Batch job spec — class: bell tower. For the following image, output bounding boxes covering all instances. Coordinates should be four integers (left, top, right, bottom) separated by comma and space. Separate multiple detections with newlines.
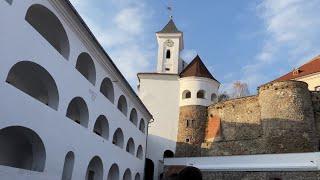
156, 19, 184, 74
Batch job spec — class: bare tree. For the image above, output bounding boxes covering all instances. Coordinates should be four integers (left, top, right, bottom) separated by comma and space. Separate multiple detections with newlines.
218, 92, 229, 102
231, 81, 250, 98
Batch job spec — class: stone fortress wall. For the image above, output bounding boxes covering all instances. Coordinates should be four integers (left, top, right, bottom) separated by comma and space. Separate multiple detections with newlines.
176, 80, 320, 157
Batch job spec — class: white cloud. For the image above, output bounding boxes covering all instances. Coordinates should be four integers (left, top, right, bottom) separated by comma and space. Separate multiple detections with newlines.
69, 0, 154, 87
240, 0, 320, 90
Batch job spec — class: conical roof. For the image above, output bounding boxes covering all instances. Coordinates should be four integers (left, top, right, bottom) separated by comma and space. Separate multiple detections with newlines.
180, 55, 219, 82
157, 19, 182, 34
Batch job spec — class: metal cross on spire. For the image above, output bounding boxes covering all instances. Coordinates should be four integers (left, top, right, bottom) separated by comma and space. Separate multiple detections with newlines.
166, 0, 173, 19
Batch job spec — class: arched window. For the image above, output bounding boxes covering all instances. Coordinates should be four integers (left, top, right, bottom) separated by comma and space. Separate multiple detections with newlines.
76, 53, 96, 85
25, 4, 70, 59
5, 0, 13, 5
126, 138, 135, 155
100, 78, 114, 103
163, 150, 174, 158
145, 159, 154, 180
117, 95, 128, 116
129, 108, 138, 126
93, 115, 109, 140
61, 151, 75, 180
112, 128, 124, 148
139, 119, 146, 133
66, 97, 89, 128
134, 173, 141, 180
85, 156, 103, 180
211, 93, 217, 102
197, 90, 205, 99
136, 145, 143, 159
0, 126, 46, 172
6, 61, 59, 110
123, 169, 132, 180
166, 50, 171, 59
182, 90, 191, 99
107, 164, 119, 180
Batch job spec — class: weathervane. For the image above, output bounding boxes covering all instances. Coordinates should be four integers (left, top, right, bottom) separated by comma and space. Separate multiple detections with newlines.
166, 0, 173, 19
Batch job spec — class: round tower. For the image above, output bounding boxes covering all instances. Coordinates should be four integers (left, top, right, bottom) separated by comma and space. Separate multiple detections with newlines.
258, 80, 318, 153
175, 55, 220, 157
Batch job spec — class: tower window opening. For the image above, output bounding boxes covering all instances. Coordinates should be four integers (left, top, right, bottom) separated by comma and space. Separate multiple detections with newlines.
166, 50, 171, 59
165, 68, 170, 71
197, 90, 205, 99
186, 120, 189, 128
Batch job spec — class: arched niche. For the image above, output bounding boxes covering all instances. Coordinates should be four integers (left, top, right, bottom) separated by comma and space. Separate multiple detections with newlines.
163, 150, 174, 158
66, 97, 89, 128
6, 61, 59, 110
139, 119, 146, 134
25, 4, 70, 59
76, 52, 96, 85
61, 151, 75, 180
129, 108, 138, 126
123, 168, 132, 180
93, 115, 109, 140
126, 138, 135, 155
134, 173, 141, 180
85, 156, 103, 180
117, 95, 128, 116
100, 78, 114, 103
136, 145, 143, 160
182, 90, 191, 99
107, 163, 119, 180
112, 128, 124, 148
0, 126, 46, 172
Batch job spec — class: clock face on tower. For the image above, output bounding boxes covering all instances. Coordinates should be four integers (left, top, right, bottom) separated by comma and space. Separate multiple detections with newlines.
165, 39, 174, 47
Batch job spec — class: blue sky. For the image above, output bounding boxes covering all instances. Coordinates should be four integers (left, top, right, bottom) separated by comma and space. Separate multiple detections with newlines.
70, 0, 320, 94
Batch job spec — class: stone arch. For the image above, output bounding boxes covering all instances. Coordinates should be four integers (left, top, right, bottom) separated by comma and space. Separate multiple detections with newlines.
6, 61, 59, 110
182, 90, 191, 99
197, 90, 205, 99
117, 95, 128, 116
211, 93, 217, 102
66, 97, 89, 128
0, 126, 46, 172
93, 115, 109, 140
129, 108, 138, 126
112, 128, 124, 148
139, 119, 146, 133
25, 4, 70, 59
145, 159, 154, 180
178, 166, 202, 180
126, 138, 135, 155
100, 78, 114, 103
134, 173, 140, 180
107, 163, 119, 180
76, 52, 96, 85
136, 145, 143, 159
85, 156, 103, 180
163, 150, 174, 158
123, 168, 132, 180
61, 151, 75, 180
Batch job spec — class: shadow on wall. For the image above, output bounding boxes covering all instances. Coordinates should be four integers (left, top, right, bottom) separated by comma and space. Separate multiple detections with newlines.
176, 118, 318, 157
163, 166, 202, 180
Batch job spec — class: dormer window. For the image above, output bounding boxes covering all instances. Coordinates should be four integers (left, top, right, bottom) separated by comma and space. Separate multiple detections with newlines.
293, 68, 300, 76
166, 50, 171, 59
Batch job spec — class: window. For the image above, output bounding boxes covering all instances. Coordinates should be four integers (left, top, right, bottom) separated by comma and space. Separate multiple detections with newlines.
139, 119, 146, 133
165, 68, 170, 71
182, 90, 191, 99
112, 128, 124, 148
315, 86, 320, 91
100, 78, 114, 103
6, 61, 59, 110
93, 115, 109, 140
186, 120, 190, 128
85, 156, 103, 180
163, 150, 174, 158
117, 95, 128, 116
107, 164, 119, 180
0, 126, 46, 172
129, 109, 138, 126
25, 4, 70, 59
166, 50, 171, 59
186, 138, 190, 143
61, 151, 75, 180
135, 173, 141, 180
123, 169, 132, 180
66, 97, 89, 128
136, 145, 144, 159
211, 93, 217, 102
197, 90, 205, 99
76, 52, 96, 85
126, 138, 135, 155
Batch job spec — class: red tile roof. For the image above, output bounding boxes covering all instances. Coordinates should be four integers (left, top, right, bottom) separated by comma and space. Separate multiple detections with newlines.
275, 55, 320, 81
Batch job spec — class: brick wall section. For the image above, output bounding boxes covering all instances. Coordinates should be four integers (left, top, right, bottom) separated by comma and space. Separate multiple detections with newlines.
176, 105, 207, 157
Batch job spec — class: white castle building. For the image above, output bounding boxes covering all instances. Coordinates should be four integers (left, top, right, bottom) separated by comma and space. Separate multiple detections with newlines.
138, 19, 220, 180
0, 0, 152, 180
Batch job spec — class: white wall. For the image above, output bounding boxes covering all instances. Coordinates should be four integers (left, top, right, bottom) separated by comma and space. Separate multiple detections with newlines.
0, 0, 148, 179
138, 74, 180, 180
179, 77, 219, 107
295, 72, 320, 91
